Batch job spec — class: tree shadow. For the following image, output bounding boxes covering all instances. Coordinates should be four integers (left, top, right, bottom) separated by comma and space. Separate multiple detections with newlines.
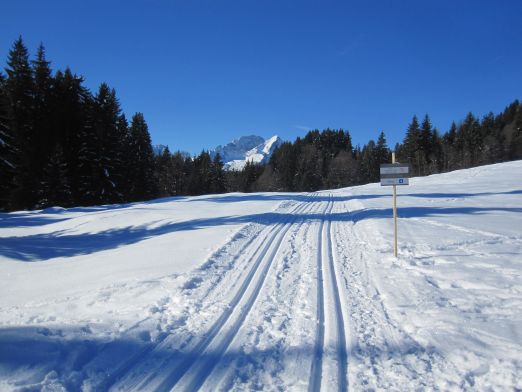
0, 325, 442, 391
402, 189, 522, 199
1, 206, 521, 262
0, 215, 70, 228
183, 193, 384, 204
2, 188, 520, 230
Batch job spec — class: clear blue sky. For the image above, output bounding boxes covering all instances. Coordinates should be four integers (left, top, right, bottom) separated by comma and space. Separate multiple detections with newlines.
1, 0, 521, 154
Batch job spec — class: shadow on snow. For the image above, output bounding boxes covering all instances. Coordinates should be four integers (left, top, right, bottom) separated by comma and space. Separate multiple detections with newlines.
0, 325, 439, 391
1, 203, 521, 262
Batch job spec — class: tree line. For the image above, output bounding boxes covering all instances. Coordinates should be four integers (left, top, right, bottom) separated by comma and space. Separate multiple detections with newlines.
232, 100, 522, 193
1, 38, 521, 211
0, 38, 160, 210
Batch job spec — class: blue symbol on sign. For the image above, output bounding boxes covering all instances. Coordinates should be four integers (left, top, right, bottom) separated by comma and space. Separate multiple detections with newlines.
399, 179, 404, 184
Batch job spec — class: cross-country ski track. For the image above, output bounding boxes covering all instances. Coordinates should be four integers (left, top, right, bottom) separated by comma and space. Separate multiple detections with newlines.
1, 161, 522, 391
106, 193, 352, 391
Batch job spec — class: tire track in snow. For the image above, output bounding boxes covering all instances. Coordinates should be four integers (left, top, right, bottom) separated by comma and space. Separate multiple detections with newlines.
155, 196, 318, 391
309, 194, 348, 392
97, 196, 313, 391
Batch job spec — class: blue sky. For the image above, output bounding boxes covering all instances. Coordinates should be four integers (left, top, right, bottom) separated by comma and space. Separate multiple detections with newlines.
1, 0, 521, 154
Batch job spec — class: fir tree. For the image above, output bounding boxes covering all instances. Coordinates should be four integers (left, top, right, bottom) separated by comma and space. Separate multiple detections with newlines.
295, 144, 323, 191
4, 37, 37, 209
53, 68, 91, 202
402, 115, 422, 176
171, 151, 188, 195
31, 44, 53, 173
128, 112, 156, 200
93, 84, 126, 203
360, 140, 377, 183
0, 73, 15, 209
326, 150, 358, 188
375, 131, 391, 166
38, 144, 71, 207
155, 147, 175, 197
210, 153, 226, 193
442, 122, 458, 171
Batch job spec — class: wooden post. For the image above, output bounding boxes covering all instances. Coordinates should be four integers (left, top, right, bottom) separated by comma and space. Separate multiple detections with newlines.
392, 152, 398, 257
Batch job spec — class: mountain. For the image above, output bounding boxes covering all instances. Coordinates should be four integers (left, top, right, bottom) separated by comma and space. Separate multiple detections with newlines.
211, 135, 282, 170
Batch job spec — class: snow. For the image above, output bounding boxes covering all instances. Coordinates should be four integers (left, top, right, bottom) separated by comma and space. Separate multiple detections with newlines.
1, 161, 521, 390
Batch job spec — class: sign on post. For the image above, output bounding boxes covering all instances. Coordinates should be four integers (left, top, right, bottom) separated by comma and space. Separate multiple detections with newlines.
380, 163, 410, 186
380, 156, 410, 257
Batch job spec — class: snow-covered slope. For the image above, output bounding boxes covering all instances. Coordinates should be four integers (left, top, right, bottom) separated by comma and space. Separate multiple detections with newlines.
1, 161, 522, 390
211, 135, 282, 170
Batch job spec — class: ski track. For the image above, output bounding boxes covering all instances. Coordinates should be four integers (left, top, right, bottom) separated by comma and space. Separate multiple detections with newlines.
199, 195, 326, 391
169, 196, 319, 391
308, 195, 348, 392
103, 194, 316, 391
202, 194, 335, 391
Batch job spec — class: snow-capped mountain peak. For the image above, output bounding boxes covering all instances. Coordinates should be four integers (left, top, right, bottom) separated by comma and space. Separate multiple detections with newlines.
211, 135, 282, 171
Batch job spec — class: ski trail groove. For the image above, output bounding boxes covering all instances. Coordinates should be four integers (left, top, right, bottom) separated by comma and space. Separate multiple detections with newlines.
309, 194, 348, 392
201, 194, 328, 391
308, 197, 327, 392
101, 197, 313, 391
158, 196, 316, 392
325, 195, 348, 392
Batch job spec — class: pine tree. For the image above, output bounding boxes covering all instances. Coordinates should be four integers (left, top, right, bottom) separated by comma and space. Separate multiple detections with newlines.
419, 114, 434, 175
480, 112, 504, 164
442, 122, 458, 171
76, 96, 100, 205
38, 145, 71, 207
375, 131, 391, 166
460, 112, 482, 167
0, 73, 15, 209
509, 102, 522, 159
189, 151, 212, 195
93, 84, 126, 203
210, 153, 226, 193
53, 68, 91, 203
360, 140, 377, 183
171, 151, 188, 195
115, 114, 133, 197
31, 44, 54, 174
326, 150, 358, 188
295, 144, 323, 191
181, 155, 194, 195
155, 147, 175, 197
128, 112, 156, 200
402, 115, 422, 176
268, 141, 298, 191
4, 37, 37, 209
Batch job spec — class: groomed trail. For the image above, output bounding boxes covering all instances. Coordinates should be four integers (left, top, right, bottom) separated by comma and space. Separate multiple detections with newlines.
81, 192, 465, 391
98, 193, 353, 391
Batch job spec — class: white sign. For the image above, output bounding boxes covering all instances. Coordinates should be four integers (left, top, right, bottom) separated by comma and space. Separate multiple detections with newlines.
380, 165, 409, 175
380, 163, 410, 187
380, 177, 409, 186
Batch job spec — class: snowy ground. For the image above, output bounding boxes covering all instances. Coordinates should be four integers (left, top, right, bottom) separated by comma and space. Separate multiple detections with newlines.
1, 161, 521, 391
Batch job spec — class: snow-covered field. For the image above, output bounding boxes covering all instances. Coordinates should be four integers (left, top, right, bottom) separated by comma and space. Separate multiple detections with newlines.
1, 161, 521, 391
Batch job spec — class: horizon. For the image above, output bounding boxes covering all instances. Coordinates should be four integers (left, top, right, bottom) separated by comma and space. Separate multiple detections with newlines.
1, 0, 521, 154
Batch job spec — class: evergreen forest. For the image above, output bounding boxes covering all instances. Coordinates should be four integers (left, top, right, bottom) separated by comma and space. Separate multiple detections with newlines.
1, 38, 521, 211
